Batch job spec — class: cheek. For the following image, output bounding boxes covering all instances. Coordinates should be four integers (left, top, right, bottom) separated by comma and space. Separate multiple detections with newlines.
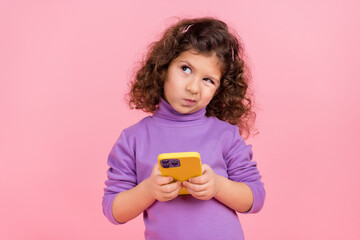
163, 79, 177, 100
163, 82, 170, 99
204, 88, 217, 100
165, 76, 181, 91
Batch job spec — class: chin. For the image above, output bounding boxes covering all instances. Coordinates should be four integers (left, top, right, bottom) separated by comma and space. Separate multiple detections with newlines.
175, 108, 192, 114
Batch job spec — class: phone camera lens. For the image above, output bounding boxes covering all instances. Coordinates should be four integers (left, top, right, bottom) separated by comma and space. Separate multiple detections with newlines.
161, 159, 170, 168
171, 159, 180, 167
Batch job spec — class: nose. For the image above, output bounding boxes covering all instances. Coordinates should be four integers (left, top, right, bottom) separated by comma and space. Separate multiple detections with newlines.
186, 77, 200, 94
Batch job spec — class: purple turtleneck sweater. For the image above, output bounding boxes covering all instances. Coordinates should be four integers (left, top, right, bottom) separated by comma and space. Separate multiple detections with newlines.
103, 98, 265, 240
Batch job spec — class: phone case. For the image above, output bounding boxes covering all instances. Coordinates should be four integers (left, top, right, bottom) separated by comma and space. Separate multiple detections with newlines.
158, 152, 202, 195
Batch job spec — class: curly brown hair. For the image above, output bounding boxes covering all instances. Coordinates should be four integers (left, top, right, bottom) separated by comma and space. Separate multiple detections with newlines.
128, 17, 256, 137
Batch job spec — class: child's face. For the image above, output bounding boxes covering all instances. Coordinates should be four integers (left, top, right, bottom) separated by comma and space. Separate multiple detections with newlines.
164, 49, 222, 114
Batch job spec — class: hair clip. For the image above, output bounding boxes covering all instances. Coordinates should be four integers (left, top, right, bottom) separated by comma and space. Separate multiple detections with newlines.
182, 24, 193, 33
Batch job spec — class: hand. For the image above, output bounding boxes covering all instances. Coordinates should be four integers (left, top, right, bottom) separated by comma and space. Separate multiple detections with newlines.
182, 164, 220, 200
144, 163, 182, 202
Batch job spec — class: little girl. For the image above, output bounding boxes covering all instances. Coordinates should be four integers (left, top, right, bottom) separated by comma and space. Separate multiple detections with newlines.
103, 17, 265, 240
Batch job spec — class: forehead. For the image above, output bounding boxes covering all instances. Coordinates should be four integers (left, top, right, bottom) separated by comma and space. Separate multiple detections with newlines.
173, 50, 222, 77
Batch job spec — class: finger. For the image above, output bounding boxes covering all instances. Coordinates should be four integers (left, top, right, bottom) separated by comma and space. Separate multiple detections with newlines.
188, 175, 208, 185
183, 180, 207, 193
161, 181, 182, 193
167, 182, 183, 199
184, 185, 208, 199
152, 163, 161, 175
202, 164, 212, 174
160, 184, 182, 201
154, 175, 173, 185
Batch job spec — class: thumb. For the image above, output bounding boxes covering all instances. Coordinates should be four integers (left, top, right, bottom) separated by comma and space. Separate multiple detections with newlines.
202, 164, 210, 174
153, 163, 161, 175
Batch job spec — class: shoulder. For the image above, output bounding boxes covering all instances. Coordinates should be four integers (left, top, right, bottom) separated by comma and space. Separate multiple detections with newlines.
122, 115, 152, 136
111, 116, 152, 151
207, 116, 248, 152
207, 116, 239, 135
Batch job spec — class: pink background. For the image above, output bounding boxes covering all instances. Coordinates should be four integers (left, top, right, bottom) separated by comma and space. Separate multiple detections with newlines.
1, 0, 359, 239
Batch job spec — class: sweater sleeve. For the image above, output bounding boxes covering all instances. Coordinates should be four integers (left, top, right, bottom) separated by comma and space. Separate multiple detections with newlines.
224, 126, 265, 214
102, 130, 137, 224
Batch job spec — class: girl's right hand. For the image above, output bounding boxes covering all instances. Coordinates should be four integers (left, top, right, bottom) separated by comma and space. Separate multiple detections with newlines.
144, 163, 182, 202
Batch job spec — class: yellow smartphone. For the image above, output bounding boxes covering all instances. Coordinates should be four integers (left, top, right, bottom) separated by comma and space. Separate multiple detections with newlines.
158, 152, 202, 195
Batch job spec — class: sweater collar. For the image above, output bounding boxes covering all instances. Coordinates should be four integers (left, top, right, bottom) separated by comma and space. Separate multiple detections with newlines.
153, 98, 207, 124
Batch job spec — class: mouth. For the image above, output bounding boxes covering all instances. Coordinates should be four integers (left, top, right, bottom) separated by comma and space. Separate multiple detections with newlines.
184, 99, 197, 106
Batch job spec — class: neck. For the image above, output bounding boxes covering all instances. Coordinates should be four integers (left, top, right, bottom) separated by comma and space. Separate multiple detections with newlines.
152, 98, 207, 125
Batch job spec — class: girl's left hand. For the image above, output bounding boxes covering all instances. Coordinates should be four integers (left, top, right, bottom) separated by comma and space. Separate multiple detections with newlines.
182, 164, 219, 200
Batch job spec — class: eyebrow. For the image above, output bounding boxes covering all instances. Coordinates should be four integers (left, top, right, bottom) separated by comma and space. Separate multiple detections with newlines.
178, 60, 220, 84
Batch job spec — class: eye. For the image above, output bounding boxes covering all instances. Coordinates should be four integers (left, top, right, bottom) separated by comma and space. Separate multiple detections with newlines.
203, 78, 215, 85
181, 65, 191, 74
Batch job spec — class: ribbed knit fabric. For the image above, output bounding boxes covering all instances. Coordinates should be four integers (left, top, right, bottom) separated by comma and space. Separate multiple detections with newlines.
103, 98, 265, 240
